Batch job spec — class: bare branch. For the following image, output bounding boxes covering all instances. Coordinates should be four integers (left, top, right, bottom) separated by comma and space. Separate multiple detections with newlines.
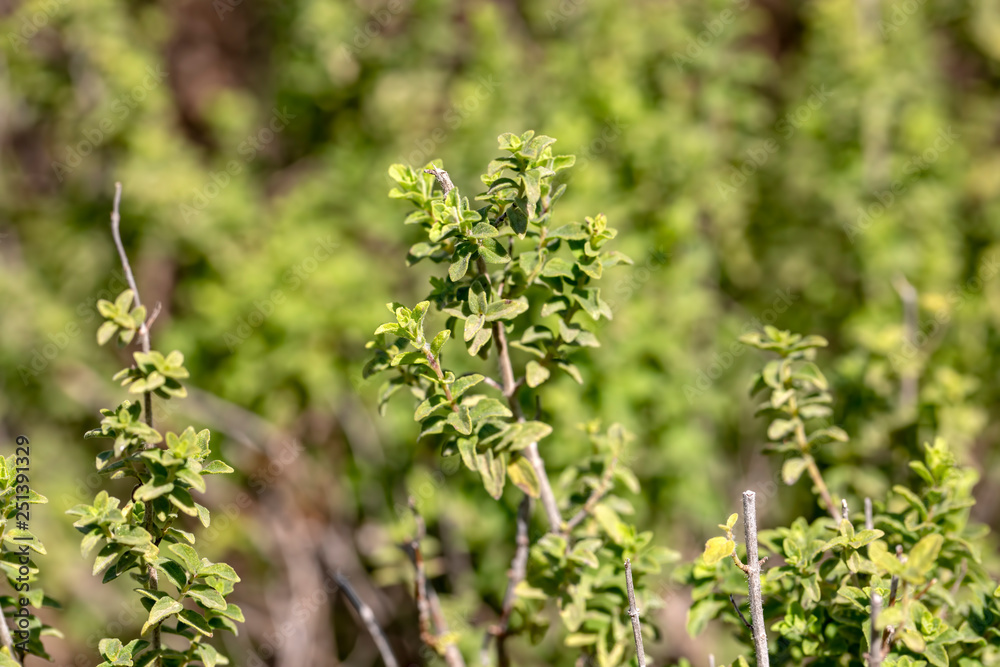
865, 592, 883, 667
742, 491, 770, 667
864, 497, 873, 530
335, 573, 399, 667
624, 559, 646, 667
730, 594, 752, 630
563, 457, 617, 534
407, 502, 466, 667
842, 498, 850, 521
483, 497, 531, 667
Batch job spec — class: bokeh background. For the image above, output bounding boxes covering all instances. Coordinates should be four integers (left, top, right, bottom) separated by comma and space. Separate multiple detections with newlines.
2, 0, 1000, 664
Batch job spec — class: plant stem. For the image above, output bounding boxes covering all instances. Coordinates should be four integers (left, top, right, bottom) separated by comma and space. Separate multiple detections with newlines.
625, 559, 646, 667
742, 491, 769, 667
485, 496, 531, 667
109, 182, 161, 665
867, 592, 883, 667
335, 573, 399, 667
476, 254, 562, 532
562, 456, 617, 534
789, 395, 839, 521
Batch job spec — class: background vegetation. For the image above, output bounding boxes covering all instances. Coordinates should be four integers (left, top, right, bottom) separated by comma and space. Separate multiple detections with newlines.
1, 0, 999, 664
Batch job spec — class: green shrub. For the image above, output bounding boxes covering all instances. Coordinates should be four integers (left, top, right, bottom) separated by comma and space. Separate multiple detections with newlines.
365, 132, 675, 666
67, 188, 244, 667
684, 327, 1000, 666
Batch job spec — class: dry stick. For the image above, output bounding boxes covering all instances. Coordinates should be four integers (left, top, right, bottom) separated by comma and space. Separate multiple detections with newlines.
485, 497, 531, 667
866, 593, 883, 667
335, 573, 399, 667
409, 503, 466, 667
624, 559, 646, 667
730, 594, 752, 630
842, 499, 850, 521
109, 182, 161, 665
893, 275, 919, 414
864, 497, 874, 530
742, 491, 770, 667
412, 507, 435, 647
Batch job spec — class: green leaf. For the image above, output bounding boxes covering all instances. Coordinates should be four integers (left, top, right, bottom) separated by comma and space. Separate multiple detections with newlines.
469, 222, 498, 238
468, 327, 492, 355
525, 361, 550, 388
186, 584, 228, 610
449, 253, 470, 281
97, 321, 119, 346
447, 406, 473, 435
464, 313, 485, 341
703, 536, 735, 565
169, 543, 202, 574
430, 330, 451, 356
478, 237, 510, 263
202, 460, 234, 475
142, 596, 183, 635
374, 322, 401, 336
522, 169, 542, 217
507, 456, 540, 498
541, 257, 575, 279
781, 457, 808, 485
178, 609, 214, 636
477, 450, 506, 499
450, 374, 484, 399
904, 534, 944, 583
484, 299, 529, 322
469, 398, 513, 420
134, 480, 174, 502
767, 419, 797, 440
549, 223, 588, 240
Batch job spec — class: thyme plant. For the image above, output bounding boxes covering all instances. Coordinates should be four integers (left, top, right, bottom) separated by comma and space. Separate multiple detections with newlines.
365, 132, 674, 666
685, 327, 1000, 666
68, 186, 243, 667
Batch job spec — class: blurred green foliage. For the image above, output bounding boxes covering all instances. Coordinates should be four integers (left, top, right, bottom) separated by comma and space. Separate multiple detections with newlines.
2, 0, 1000, 664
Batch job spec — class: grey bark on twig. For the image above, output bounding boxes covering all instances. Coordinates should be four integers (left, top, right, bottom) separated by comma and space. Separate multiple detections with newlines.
625, 559, 646, 667
742, 491, 769, 667
866, 592, 883, 667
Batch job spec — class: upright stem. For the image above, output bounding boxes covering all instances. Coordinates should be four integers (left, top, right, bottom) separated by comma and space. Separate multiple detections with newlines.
335, 573, 399, 667
109, 183, 160, 664
789, 394, 839, 521
625, 559, 646, 667
742, 491, 769, 667
867, 593, 883, 667
476, 254, 561, 532
490, 497, 531, 667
